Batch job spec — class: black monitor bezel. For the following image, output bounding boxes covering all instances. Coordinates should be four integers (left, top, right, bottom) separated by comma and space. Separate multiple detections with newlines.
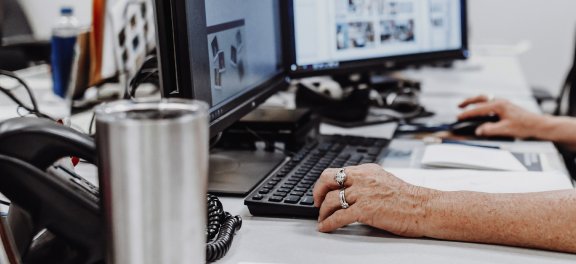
153, 0, 289, 137
0, 0, 4, 46
283, 0, 469, 78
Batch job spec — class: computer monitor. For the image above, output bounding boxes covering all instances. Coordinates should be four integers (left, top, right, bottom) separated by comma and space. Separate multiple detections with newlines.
154, 0, 287, 137
285, 0, 468, 77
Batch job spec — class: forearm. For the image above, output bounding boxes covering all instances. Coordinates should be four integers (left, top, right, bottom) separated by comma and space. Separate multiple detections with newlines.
534, 116, 576, 150
423, 189, 576, 253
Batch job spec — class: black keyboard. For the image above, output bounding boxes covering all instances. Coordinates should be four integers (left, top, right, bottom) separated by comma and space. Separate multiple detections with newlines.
244, 135, 390, 218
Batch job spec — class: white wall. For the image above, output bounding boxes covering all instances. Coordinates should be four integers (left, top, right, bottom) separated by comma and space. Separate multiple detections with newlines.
469, 0, 576, 94
19, 0, 92, 39
18, 0, 576, 95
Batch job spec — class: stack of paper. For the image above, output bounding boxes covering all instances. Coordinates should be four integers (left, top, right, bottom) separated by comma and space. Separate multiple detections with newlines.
421, 144, 527, 171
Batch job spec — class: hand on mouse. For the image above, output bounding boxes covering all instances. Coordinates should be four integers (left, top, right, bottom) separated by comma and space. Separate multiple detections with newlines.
457, 95, 546, 139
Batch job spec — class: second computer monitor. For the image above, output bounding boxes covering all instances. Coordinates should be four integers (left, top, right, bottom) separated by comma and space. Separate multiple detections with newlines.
285, 0, 468, 76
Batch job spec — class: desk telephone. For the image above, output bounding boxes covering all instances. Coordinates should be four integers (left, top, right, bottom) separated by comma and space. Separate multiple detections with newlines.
0, 118, 241, 264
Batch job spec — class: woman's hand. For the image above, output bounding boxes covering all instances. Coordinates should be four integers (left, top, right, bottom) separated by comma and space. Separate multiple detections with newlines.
458, 95, 546, 138
312, 164, 437, 237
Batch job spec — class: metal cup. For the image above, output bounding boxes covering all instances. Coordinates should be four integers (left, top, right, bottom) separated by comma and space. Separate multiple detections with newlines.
95, 99, 209, 264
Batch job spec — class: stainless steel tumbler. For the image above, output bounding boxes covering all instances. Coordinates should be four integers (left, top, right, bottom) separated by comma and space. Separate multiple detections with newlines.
95, 99, 209, 264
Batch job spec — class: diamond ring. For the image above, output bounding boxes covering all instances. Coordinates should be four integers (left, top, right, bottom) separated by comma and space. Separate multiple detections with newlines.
334, 168, 347, 187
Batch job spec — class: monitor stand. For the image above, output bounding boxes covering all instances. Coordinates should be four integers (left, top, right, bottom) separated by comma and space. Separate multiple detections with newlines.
208, 148, 286, 196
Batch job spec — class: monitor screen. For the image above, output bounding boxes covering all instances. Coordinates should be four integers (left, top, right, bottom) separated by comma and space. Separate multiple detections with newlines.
155, 0, 286, 136
286, 0, 468, 76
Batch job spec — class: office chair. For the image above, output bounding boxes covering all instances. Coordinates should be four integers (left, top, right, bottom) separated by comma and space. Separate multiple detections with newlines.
0, 0, 51, 71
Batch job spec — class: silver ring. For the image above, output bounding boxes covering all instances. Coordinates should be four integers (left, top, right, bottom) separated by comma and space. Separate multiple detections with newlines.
334, 168, 347, 187
486, 94, 496, 102
339, 188, 350, 209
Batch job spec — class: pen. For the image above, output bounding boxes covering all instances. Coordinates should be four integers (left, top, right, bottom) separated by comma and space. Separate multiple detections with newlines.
441, 139, 501, 149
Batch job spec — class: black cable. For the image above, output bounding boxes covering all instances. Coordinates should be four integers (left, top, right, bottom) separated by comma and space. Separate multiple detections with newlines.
206, 194, 242, 262
244, 127, 296, 156
0, 69, 39, 110
126, 55, 159, 99
0, 70, 55, 120
0, 200, 10, 206
88, 112, 96, 136
129, 69, 159, 98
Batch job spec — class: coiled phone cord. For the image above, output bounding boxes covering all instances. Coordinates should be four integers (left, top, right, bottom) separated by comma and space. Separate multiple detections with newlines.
206, 194, 242, 262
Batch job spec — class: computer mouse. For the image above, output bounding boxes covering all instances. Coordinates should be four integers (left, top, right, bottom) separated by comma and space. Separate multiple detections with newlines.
450, 115, 500, 136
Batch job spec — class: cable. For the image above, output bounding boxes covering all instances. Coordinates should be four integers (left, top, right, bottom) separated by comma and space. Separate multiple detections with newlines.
88, 112, 96, 137
0, 70, 55, 120
244, 127, 296, 156
126, 55, 160, 99
206, 194, 242, 262
0, 200, 10, 206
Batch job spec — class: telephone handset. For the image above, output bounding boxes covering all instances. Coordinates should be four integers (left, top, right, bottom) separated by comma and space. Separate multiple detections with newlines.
0, 117, 241, 264
0, 118, 103, 264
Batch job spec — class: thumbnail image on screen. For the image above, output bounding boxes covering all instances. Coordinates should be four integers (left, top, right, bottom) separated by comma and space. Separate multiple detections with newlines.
204, 0, 282, 107
292, 0, 464, 71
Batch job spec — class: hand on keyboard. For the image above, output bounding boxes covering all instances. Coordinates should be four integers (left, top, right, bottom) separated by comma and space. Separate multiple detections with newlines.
244, 135, 390, 218
313, 164, 436, 237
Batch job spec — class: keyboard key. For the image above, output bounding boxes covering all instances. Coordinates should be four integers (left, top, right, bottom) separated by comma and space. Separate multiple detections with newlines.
301, 180, 314, 185
294, 187, 307, 192
279, 187, 292, 193
310, 169, 323, 174
274, 191, 288, 198
286, 179, 299, 184
296, 184, 310, 190
259, 188, 270, 194
253, 194, 264, 200
284, 196, 301, 204
303, 176, 318, 181
300, 196, 314, 205
291, 191, 304, 196
268, 196, 283, 202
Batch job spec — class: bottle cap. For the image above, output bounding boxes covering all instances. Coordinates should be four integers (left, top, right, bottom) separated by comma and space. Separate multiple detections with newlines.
60, 7, 73, 15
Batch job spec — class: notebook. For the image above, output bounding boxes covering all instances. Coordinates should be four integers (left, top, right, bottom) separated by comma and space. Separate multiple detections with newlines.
421, 144, 530, 171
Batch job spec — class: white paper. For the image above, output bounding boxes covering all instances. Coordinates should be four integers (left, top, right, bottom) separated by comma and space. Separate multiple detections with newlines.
387, 168, 574, 193
421, 144, 527, 171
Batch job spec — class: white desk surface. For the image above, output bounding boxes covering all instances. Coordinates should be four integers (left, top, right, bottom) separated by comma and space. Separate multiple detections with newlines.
3, 56, 576, 262
401, 56, 534, 98
215, 55, 576, 264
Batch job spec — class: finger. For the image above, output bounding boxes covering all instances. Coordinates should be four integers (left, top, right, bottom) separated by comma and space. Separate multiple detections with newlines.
313, 168, 340, 207
313, 168, 355, 207
457, 102, 500, 121
318, 187, 359, 222
318, 206, 359, 233
458, 95, 490, 108
476, 122, 510, 137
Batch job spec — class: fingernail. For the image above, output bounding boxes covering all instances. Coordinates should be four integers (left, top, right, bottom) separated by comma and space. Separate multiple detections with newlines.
475, 128, 482, 136
317, 222, 323, 231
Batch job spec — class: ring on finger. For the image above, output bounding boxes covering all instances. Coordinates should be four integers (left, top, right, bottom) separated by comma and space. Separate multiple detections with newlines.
334, 168, 347, 187
486, 94, 496, 102
339, 188, 350, 209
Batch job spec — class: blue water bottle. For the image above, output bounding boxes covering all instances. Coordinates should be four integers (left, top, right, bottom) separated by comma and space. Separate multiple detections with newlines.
51, 7, 79, 98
